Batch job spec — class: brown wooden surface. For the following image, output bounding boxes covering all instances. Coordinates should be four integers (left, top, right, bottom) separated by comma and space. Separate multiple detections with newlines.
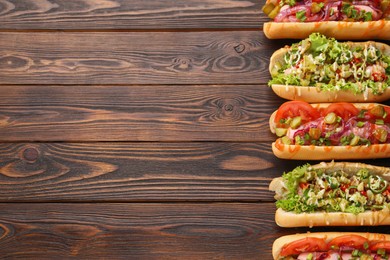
0, 32, 285, 85
1, 0, 390, 259
0, 142, 279, 202
0, 0, 266, 30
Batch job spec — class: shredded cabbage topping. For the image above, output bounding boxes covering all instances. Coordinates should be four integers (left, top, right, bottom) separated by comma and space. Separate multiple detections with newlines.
276, 164, 390, 214
269, 33, 390, 96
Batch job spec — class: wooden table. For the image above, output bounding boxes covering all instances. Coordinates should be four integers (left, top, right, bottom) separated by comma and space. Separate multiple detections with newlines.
1, 0, 390, 259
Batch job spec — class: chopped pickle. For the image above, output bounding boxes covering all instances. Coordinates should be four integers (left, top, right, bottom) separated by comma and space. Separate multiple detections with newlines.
350, 135, 360, 146
352, 250, 362, 257
311, 2, 323, 13
268, 5, 281, 19
376, 119, 385, 125
357, 121, 366, 128
275, 127, 288, 137
309, 127, 321, 140
374, 128, 388, 143
377, 248, 387, 256
300, 79, 310, 86
324, 112, 337, 124
281, 136, 291, 145
295, 135, 305, 145
370, 105, 385, 118
290, 116, 302, 129
284, 118, 292, 125
262, 3, 275, 15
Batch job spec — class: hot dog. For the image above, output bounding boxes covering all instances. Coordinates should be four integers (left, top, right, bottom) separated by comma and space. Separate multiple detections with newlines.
269, 161, 390, 227
270, 101, 390, 160
273, 232, 390, 259
269, 33, 390, 103
262, 0, 390, 39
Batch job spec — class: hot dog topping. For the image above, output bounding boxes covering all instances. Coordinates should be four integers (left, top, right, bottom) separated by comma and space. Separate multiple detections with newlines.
269, 33, 390, 98
279, 234, 390, 259
275, 163, 390, 214
263, 0, 389, 22
273, 101, 390, 146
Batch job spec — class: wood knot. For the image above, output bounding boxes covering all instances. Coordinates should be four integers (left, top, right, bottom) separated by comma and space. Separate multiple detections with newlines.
224, 104, 234, 111
0, 223, 11, 240
172, 57, 193, 71
234, 44, 245, 53
0, 55, 31, 71
22, 148, 39, 163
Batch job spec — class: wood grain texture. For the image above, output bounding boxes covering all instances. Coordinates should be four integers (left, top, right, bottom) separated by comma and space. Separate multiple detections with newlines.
0, 85, 282, 142
0, 203, 275, 259
0, 0, 267, 30
0, 31, 287, 85
0, 142, 279, 202
0, 203, 388, 259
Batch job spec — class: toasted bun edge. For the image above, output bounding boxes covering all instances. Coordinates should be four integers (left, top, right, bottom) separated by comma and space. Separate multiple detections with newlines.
272, 231, 390, 259
263, 21, 390, 40
275, 208, 390, 228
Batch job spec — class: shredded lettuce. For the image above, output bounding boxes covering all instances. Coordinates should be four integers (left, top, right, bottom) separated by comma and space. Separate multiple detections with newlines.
308, 32, 329, 54
269, 33, 390, 96
268, 74, 301, 86
283, 164, 309, 192
345, 205, 365, 214
274, 163, 390, 215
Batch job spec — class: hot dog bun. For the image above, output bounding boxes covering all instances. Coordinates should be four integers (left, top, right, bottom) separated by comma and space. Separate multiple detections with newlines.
272, 232, 390, 260
264, 20, 390, 40
271, 85, 390, 103
270, 103, 390, 160
270, 161, 390, 227
269, 41, 390, 103
272, 141, 390, 160
274, 207, 390, 227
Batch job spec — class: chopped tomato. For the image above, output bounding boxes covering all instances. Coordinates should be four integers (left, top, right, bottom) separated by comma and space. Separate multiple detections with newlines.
299, 182, 309, 189
370, 241, 390, 252
280, 237, 327, 256
384, 107, 390, 123
372, 71, 387, 82
321, 103, 359, 121
274, 101, 320, 126
327, 235, 369, 250
340, 184, 349, 191
351, 57, 362, 64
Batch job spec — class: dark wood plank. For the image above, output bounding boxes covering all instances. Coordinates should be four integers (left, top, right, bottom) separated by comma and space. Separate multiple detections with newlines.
0, 85, 282, 142
0, 31, 286, 85
0, 142, 276, 202
0, 0, 267, 30
0, 203, 388, 259
0, 203, 275, 259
